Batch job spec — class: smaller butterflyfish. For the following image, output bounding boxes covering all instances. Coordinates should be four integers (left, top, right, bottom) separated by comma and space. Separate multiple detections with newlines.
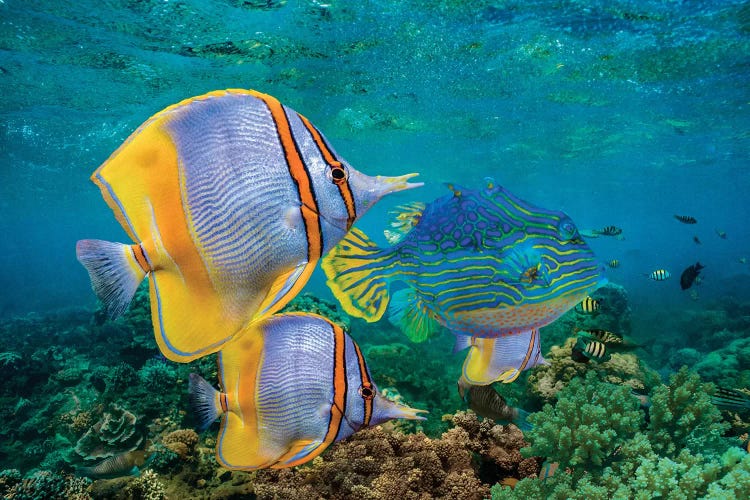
457, 379, 532, 431
711, 387, 750, 413
575, 296, 601, 314
189, 312, 426, 470
674, 214, 697, 224
647, 269, 670, 281
607, 259, 620, 269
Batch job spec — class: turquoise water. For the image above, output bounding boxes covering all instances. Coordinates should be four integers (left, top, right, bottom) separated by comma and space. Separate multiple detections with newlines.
1, 1, 749, 498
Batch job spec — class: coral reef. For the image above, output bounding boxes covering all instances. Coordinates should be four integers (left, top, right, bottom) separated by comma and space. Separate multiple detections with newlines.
75, 404, 142, 461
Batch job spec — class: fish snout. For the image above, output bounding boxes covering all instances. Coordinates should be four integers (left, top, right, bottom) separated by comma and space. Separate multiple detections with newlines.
350, 171, 423, 209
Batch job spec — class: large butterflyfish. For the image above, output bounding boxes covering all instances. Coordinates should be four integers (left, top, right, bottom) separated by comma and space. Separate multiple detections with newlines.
76, 89, 421, 363
188, 312, 426, 469
322, 178, 607, 385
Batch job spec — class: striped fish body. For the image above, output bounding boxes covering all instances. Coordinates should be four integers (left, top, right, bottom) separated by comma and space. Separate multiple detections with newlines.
674, 214, 697, 224
574, 338, 611, 362
464, 384, 518, 423
76, 90, 421, 363
607, 259, 619, 269
189, 313, 425, 470
578, 329, 622, 344
575, 296, 600, 314
323, 180, 607, 384
648, 269, 671, 281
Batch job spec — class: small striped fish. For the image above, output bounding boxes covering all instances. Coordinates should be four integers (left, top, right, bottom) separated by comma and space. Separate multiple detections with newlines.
607, 259, 619, 268
573, 338, 611, 362
77, 89, 421, 363
577, 329, 622, 344
575, 296, 601, 314
711, 387, 750, 412
323, 178, 607, 385
189, 313, 425, 470
648, 269, 671, 281
596, 225, 623, 236
674, 214, 697, 224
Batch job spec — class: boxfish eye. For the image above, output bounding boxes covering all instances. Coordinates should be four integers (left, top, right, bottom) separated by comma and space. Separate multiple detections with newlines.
359, 384, 375, 400
328, 164, 349, 185
558, 219, 578, 241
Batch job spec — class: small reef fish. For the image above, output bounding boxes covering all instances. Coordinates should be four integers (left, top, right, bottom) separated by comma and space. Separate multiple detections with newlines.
457, 380, 531, 430
607, 259, 620, 269
711, 387, 750, 412
76, 450, 152, 479
76, 89, 421, 363
323, 178, 607, 386
716, 229, 727, 239
674, 214, 697, 224
594, 225, 623, 237
647, 269, 671, 281
693, 236, 701, 245
575, 296, 601, 315
571, 329, 641, 363
680, 262, 704, 290
740, 257, 748, 264
189, 312, 426, 470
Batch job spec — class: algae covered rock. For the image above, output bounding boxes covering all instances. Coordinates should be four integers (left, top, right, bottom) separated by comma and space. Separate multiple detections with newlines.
75, 404, 142, 461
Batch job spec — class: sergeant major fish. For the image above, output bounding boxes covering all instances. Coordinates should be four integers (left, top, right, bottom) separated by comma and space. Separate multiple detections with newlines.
189, 312, 425, 470
322, 178, 607, 386
76, 89, 421, 363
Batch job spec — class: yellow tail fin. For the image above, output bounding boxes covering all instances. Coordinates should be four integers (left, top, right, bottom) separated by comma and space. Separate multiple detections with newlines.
321, 228, 396, 322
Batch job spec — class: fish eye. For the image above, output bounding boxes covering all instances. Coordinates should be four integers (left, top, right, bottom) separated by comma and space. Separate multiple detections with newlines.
328, 164, 348, 185
558, 218, 578, 241
359, 384, 375, 400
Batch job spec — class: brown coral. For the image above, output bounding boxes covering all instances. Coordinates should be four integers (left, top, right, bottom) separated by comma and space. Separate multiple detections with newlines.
162, 429, 199, 460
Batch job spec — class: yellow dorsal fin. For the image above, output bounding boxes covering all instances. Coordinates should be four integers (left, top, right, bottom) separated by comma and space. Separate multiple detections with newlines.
384, 202, 425, 244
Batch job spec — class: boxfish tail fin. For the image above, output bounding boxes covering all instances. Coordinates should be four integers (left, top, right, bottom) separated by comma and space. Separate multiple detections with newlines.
188, 373, 225, 431
75, 239, 149, 319
388, 288, 442, 343
321, 227, 398, 322
513, 408, 533, 432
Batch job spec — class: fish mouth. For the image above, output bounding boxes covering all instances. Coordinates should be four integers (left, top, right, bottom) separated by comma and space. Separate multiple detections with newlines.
370, 172, 423, 197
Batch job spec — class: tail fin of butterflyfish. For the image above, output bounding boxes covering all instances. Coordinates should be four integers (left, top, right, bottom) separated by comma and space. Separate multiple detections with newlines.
460, 329, 543, 385
321, 227, 398, 322
188, 373, 225, 431
388, 288, 442, 343
76, 239, 149, 319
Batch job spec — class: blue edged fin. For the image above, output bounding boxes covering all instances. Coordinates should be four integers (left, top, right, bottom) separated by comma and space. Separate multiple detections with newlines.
188, 373, 224, 431
461, 329, 543, 385
388, 288, 442, 343
75, 239, 148, 318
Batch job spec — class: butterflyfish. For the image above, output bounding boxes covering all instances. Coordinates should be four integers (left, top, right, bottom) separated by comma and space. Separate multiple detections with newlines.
188, 312, 426, 470
76, 89, 421, 363
322, 178, 607, 386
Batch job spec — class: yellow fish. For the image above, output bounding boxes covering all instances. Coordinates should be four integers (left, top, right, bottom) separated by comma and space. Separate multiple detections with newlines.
189, 312, 426, 469
76, 89, 421, 362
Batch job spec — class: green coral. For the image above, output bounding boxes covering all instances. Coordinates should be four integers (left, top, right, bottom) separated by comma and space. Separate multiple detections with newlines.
521, 371, 642, 468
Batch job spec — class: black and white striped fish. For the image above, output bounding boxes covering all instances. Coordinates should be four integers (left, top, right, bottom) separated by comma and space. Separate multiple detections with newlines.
674, 214, 697, 224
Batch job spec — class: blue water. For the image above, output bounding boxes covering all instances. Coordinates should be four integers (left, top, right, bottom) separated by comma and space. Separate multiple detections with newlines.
0, 0, 749, 492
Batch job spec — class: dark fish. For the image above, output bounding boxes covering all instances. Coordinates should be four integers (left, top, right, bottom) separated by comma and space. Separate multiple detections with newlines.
572, 330, 641, 363
572, 338, 611, 362
693, 236, 701, 245
711, 387, 750, 412
76, 450, 149, 479
680, 262, 704, 290
457, 381, 531, 430
595, 225, 623, 236
674, 214, 697, 224
607, 259, 620, 269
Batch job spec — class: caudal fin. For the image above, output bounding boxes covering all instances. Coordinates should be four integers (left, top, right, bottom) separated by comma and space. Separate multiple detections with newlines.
321, 228, 397, 322
388, 288, 442, 343
188, 373, 224, 430
75, 239, 148, 318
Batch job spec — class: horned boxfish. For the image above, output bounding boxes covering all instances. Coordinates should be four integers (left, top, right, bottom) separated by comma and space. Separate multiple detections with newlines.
322, 178, 607, 386
76, 89, 421, 363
